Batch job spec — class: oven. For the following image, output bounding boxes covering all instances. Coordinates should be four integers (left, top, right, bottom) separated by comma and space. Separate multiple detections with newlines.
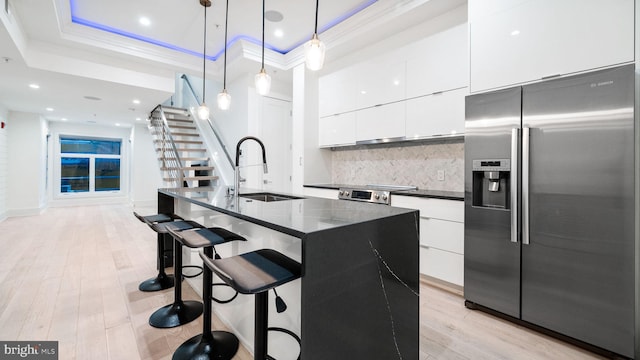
337, 185, 417, 205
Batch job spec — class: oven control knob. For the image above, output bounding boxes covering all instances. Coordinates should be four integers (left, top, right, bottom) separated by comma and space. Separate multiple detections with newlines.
345, 191, 350, 196
375, 194, 380, 199
383, 195, 388, 201
339, 191, 343, 196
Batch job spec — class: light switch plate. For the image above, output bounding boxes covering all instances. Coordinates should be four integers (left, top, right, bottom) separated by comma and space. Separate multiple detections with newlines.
437, 170, 445, 181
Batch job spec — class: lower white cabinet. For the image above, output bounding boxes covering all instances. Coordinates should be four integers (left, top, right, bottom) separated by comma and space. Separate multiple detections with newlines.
302, 187, 337, 200
392, 195, 464, 287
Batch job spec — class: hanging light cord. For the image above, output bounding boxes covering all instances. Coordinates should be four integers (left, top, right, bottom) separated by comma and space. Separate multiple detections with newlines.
261, 0, 265, 70
202, 4, 207, 103
223, 0, 229, 89
314, 0, 319, 34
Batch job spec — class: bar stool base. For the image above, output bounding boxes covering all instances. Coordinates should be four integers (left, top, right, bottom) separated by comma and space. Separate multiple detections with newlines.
172, 331, 239, 360
149, 301, 203, 328
138, 274, 175, 292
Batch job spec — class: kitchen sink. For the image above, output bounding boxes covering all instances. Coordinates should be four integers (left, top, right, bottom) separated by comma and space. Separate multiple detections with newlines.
239, 192, 304, 202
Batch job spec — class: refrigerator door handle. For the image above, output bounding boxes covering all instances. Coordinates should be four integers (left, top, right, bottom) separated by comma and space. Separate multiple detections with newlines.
522, 126, 530, 245
510, 128, 519, 243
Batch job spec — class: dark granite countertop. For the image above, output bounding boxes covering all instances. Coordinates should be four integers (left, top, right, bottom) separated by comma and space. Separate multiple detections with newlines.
159, 186, 417, 238
303, 183, 464, 201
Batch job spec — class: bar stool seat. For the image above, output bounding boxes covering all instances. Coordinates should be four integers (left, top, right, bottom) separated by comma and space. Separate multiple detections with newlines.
168, 227, 246, 360
148, 220, 205, 328
201, 249, 302, 360
133, 211, 183, 292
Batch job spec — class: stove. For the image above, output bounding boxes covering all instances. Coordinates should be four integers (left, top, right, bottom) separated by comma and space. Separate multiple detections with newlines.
337, 185, 417, 205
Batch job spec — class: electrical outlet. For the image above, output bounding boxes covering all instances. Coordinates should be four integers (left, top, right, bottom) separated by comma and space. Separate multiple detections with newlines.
437, 170, 445, 181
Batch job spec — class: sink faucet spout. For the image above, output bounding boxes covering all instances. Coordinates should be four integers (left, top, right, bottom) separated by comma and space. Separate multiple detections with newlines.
234, 136, 268, 194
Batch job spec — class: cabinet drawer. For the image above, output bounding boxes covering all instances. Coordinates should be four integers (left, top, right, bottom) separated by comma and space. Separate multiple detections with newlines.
392, 195, 464, 222
420, 247, 464, 286
420, 218, 463, 254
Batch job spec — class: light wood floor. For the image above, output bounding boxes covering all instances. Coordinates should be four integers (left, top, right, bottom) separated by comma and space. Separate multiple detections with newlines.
0, 204, 606, 360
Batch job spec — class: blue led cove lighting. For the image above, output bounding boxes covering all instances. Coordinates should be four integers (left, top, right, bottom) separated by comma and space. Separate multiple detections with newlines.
69, 0, 377, 58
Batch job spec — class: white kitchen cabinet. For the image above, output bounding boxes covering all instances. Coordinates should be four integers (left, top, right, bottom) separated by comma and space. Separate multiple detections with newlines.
405, 87, 467, 139
302, 187, 337, 199
355, 102, 406, 142
318, 67, 358, 117
392, 195, 464, 286
469, 0, 634, 93
318, 112, 356, 147
406, 23, 468, 98
356, 57, 406, 109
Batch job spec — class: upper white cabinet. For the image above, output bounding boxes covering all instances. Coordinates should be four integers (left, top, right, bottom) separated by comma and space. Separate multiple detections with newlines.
319, 112, 356, 147
356, 57, 406, 109
469, 0, 634, 93
405, 87, 467, 139
356, 102, 406, 142
406, 23, 468, 98
318, 67, 358, 117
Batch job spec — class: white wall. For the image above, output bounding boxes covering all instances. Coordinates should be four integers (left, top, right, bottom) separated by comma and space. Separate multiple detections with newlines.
131, 123, 163, 208
7, 111, 47, 216
0, 104, 8, 221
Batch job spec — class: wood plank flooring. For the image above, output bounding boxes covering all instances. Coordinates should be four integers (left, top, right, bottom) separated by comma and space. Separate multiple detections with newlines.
0, 204, 606, 360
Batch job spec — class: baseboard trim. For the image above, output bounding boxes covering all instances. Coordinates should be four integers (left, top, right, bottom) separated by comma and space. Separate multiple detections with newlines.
420, 274, 463, 297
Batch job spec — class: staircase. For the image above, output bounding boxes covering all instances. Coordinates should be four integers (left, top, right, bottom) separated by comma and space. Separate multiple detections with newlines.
148, 105, 218, 188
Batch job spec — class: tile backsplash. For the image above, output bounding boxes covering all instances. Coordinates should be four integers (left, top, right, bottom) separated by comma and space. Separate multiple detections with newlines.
331, 139, 464, 192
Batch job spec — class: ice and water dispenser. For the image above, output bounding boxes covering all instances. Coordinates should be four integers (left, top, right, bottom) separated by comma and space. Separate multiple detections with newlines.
472, 159, 511, 209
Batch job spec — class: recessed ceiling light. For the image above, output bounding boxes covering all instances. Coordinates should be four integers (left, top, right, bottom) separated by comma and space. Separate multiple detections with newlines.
265, 10, 284, 22
61, 118, 68, 121
46, 107, 54, 112
133, 99, 140, 104
511, 30, 520, 36
29, 84, 40, 89
139, 17, 151, 26
84, 96, 101, 101
274, 29, 284, 38
136, 117, 141, 121
115, 123, 121, 127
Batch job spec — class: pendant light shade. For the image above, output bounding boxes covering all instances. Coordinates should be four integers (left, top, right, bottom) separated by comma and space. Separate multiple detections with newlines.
304, 0, 325, 71
217, 0, 231, 110
198, 0, 211, 120
217, 90, 231, 110
255, 0, 270, 96
255, 69, 271, 96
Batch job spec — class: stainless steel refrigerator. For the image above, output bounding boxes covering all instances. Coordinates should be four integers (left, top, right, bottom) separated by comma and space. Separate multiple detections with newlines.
464, 64, 636, 358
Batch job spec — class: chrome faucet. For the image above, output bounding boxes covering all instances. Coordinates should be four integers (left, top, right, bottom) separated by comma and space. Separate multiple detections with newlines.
233, 136, 268, 195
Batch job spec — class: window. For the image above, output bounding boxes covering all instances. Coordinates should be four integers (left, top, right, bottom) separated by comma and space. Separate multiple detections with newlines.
59, 137, 122, 194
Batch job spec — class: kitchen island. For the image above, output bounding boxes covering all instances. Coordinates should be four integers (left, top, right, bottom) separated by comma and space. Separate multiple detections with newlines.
158, 186, 419, 360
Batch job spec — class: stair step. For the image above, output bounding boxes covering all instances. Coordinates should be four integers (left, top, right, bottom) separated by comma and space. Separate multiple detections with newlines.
163, 176, 219, 181
169, 132, 200, 137
165, 117, 193, 123
161, 166, 215, 171
154, 140, 203, 145
162, 106, 190, 115
168, 125, 197, 130
156, 148, 207, 152
161, 157, 209, 162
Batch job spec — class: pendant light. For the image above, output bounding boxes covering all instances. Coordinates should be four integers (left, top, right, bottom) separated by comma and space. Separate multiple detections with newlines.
197, 0, 211, 120
254, 0, 271, 96
304, 0, 325, 71
217, 0, 231, 110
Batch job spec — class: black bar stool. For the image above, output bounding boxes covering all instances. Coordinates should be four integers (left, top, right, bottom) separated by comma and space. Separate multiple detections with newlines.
168, 226, 247, 360
201, 249, 302, 360
133, 211, 182, 292
148, 220, 205, 328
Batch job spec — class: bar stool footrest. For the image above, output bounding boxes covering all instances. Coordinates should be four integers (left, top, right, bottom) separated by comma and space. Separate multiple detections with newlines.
211, 283, 239, 304
182, 265, 204, 278
266, 327, 301, 360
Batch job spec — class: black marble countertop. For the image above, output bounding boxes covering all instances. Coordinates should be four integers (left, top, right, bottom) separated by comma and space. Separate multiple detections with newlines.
303, 183, 464, 201
159, 187, 417, 238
